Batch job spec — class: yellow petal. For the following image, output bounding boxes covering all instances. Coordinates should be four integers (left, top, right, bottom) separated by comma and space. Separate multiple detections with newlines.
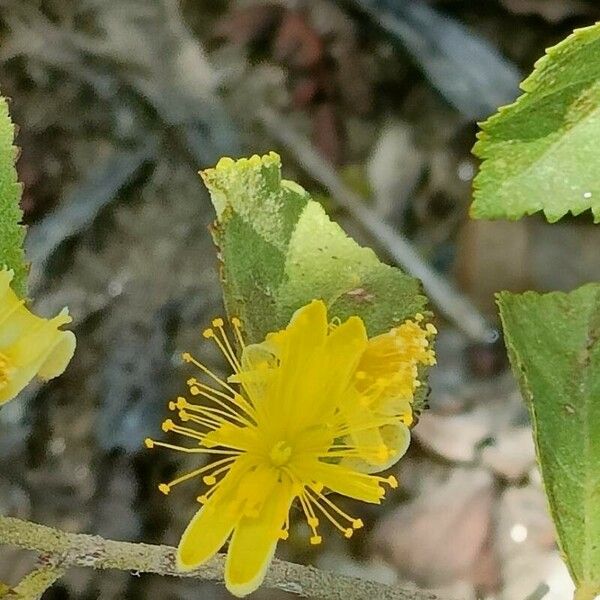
344, 423, 411, 474
36, 329, 76, 380
0, 272, 76, 405
225, 478, 294, 597
177, 502, 237, 571
176, 460, 252, 570
310, 462, 385, 503
323, 315, 367, 398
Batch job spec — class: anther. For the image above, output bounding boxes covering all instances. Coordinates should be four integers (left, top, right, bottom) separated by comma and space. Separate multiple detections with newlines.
308, 516, 319, 527
278, 530, 289, 540
144, 438, 155, 449
182, 352, 192, 362
212, 318, 224, 327
231, 317, 241, 328
344, 528, 354, 538
352, 519, 364, 529
202, 328, 214, 339
179, 410, 190, 422
158, 483, 170, 495
203, 475, 217, 485
161, 419, 174, 432
197, 495, 209, 504
310, 535, 322, 545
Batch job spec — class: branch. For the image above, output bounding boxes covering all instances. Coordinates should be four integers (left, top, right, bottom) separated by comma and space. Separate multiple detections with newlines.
0, 516, 446, 600
12, 556, 66, 600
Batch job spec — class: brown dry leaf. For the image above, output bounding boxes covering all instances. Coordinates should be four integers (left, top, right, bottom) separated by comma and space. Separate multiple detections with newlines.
372, 468, 499, 590
455, 219, 530, 315
481, 427, 536, 482
500, 0, 595, 23
214, 4, 284, 46
274, 11, 324, 69
312, 102, 343, 165
497, 486, 556, 560
414, 408, 493, 463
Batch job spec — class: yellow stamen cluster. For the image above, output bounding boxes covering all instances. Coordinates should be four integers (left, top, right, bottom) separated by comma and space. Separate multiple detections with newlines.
146, 301, 435, 597
0, 353, 13, 387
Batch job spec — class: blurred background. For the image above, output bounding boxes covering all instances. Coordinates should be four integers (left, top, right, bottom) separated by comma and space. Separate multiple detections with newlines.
0, 1, 599, 598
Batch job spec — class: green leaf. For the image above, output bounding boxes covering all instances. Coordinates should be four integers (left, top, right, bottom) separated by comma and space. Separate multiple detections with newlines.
0, 96, 26, 295
201, 152, 429, 344
498, 285, 600, 596
471, 23, 600, 223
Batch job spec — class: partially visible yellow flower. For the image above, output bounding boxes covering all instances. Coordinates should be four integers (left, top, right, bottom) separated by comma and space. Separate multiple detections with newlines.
146, 300, 436, 597
0, 269, 76, 405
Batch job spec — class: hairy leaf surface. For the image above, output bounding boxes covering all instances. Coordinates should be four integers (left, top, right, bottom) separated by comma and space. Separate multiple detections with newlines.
471, 24, 600, 223
499, 285, 600, 596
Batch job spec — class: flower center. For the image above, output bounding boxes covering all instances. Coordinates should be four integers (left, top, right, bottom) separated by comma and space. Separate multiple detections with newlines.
269, 441, 293, 466
0, 352, 13, 388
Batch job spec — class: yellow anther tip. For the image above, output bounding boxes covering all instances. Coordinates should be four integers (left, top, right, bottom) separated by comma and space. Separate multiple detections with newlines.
182, 352, 192, 362
158, 483, 170, 495
197, 495, 209, 504
231, 317, 242, 328
212, 318, 224, 327
352, 519, 364, 529
202, 328, 214, 339
310, 536, 322, 545
344, 528, 354, 539
168, 401, 177, 411
203, 475, 217, 485
190, 386, 200, 396
308, 517, 319, 527
279, 530, 289, 540
161, 419, 173, 432
144, 438, 154, 449
179, 410, 189, 421
387, 475, 399, 489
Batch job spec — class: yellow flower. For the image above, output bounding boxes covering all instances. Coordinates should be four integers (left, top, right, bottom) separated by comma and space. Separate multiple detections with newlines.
0, 269, 76, 405
146, 301, 435, 597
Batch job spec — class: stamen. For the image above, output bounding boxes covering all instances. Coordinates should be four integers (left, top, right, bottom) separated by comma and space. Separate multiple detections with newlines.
212, 319, 243, 374
187, 379, 255, 420
311, 486, 364, 530
162, 457, 237, 493
0, 353, 13, 387
305, 488, 357, 538
144, 439, 241, 455
182, 352, 238, 395
230, 317, 246, 350
297, 491, 321, 543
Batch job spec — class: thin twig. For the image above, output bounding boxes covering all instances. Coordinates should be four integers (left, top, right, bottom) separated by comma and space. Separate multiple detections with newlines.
524, 583, 549, 600
258, 107, 496, 344
12, 555, 67, 600
0, 516, 444, 600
